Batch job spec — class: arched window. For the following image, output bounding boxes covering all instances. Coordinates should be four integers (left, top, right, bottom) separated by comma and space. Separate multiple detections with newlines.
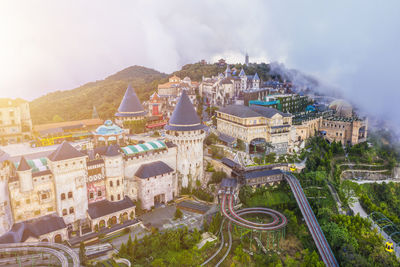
61, 193, 66, 200
68, 192, 73, 199
110, 181, 113, 187
89, 192, 94, 199
117, 194, 121, 200
111, 195, 114, 201
117, 180, 120, 186
69, 207, 74, 214
97, 190, 102, 197
62, 209, 67, 216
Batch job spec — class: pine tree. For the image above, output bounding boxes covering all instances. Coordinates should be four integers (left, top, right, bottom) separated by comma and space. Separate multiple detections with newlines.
79, 242, 87, 266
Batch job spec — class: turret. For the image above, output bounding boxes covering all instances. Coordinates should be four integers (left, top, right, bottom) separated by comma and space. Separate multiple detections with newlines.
17, 156, 33, 192
165, 90, 206, 192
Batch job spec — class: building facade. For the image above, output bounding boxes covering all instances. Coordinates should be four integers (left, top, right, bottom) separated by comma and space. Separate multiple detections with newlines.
216, 105, 292, 154
0, 99, 32, 144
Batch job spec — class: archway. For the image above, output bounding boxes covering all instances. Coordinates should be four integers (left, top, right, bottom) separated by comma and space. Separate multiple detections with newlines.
41, 238, 49, 242
54, 234, 62, 243
110, 216, 117, 226
249, 138, 267, 154
99, 219, 105, 229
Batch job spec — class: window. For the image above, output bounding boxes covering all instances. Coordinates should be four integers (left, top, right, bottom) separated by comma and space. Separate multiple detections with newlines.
117, 194, 121, 200
9, 111, 14, 117
34, 210, 40, 216
47, 207, 53, 212
89, 192, 94, 199
62, 209, 67, 216
97, 190, 102, 197
111, 195, 114, 201
15, 201, 20, 206
26, 199, 30, 204
110, 181, 113, 187
41, 194, 47, 200
68, 192, 73, 199
69, 207, 74, 214
117, 180, 120, 186
61, 193, 66, 200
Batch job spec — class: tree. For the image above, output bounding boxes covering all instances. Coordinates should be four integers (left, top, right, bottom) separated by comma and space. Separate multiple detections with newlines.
79, 242, 87, 266
174, 208, 183, 220
52, 114, 64, 122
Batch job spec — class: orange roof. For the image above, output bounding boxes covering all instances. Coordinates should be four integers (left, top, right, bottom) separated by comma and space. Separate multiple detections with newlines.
34, 118, 104, 132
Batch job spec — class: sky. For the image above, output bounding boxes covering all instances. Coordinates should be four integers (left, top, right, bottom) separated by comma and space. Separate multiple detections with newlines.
0, 0, 399, 129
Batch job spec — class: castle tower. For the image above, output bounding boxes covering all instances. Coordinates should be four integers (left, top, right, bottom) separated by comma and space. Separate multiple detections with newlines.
17, 156, 33, 192
47, 141, 88, 231
103, 145, 124, 202
0, 149, 12, 236
115, 85, 147, 127
225, 65, 232, 78
165, 90, 206, 191
245, 52, 249, 66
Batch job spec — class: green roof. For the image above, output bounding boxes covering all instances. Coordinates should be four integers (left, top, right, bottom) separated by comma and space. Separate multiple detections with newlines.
121, 141, 166, 155
14, 157, 48, 172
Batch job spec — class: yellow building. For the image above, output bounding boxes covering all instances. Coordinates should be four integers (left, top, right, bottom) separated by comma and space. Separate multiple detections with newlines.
0, 98, 32, 144
216, 105, 292, 154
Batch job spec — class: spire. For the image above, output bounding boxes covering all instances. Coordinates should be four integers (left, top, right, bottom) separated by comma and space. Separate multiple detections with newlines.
92, 105, 99, 119
225, 65, 231, 77
17, 156, 31, 171
48, 141, 86, 161
253, 72, 260, 81
239, 68, 246, 77
115, 85, 147, 117
165, 90, 205, 132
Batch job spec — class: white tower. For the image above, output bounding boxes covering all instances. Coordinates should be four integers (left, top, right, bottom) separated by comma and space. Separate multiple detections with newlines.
0, 150, 13, 236
165, 90, 206, 192
17, 156, 33, 192
103, 145, 125, 202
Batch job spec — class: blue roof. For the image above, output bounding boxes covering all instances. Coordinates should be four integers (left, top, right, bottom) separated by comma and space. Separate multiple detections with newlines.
253, 72, 260, 80
115, 85, 147, 117
249, 100, 279, 106
165, 90, 205, 131
239, 68, 246, 76
221, 178, 237, 188
95, 120, 124, 135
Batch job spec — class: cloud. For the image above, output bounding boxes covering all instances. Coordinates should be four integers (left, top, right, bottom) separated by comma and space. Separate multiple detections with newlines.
0, 0, 399, 131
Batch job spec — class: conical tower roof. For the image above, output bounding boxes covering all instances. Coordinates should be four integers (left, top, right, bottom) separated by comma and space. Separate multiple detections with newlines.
17, 156, 31, 171
253, 72, 260, 80
115, 85, 147, 117
165, 90, 205, 131
0, 148, 9, 163
239, 68, 246, 77
48, 141, 86, 162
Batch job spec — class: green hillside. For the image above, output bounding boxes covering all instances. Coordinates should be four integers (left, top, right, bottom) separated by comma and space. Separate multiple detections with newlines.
30, 62, 277, 124
30, 66, 168, 124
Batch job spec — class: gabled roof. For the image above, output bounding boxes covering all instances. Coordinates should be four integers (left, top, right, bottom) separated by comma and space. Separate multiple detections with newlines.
0, 213, 66, 244
0, 149, 10, 163
135, 161, 173, 179
17, 156, 31, 171
249, 105, 291, 118
239, 68, 246, 77
48, 141, 86, 162
115, 85, 147, 117
218, 105, 261, 118
253, 72, 260, 80
165, 90, 205, 131
88, 197, 135, 219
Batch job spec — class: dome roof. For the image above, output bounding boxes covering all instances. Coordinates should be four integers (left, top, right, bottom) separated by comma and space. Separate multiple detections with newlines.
95, 120, 124, 135
329, 99, 353, 117
165, 90, 205, 131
